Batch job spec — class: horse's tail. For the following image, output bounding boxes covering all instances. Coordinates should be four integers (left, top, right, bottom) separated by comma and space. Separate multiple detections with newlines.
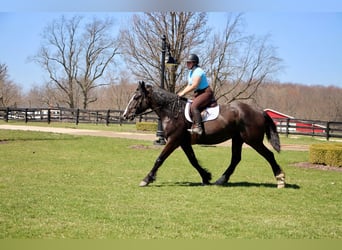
263, 111, 281, 153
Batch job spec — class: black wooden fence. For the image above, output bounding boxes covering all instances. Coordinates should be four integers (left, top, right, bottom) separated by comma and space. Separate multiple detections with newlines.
0, 107, 158, 126
273, 118, 342, 141
1, 107, 342, 140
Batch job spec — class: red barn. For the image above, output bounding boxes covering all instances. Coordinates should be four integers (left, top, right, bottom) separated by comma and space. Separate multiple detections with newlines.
264, 109, 295, 133
264, 109, 294, 120
264, 108, 325, 134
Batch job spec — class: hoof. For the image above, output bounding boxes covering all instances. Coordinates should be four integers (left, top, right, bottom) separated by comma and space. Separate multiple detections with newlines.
139, 180, 149, 187
276, 173, 286, 189
214, 176, 227, 185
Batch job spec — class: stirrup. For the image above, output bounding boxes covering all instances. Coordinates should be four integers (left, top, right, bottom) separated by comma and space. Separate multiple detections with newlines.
187, 126, 203, 135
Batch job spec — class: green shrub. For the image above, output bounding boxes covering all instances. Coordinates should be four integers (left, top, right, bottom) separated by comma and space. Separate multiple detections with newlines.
136, 122, 157, 132
309, 143, 342, 167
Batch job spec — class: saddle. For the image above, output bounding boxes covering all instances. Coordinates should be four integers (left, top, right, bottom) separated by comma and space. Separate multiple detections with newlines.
184, 100, 220, 123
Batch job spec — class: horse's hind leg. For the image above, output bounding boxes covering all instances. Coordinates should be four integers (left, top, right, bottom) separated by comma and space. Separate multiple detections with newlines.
215, 135, 243, 185
251, 143, 285, 188
180, 142, 212, 185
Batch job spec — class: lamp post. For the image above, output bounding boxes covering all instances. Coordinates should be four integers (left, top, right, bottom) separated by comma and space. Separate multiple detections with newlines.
154, 35, 177, 145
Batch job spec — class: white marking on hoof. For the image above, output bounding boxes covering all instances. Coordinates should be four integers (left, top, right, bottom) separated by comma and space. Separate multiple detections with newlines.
139, 181, 149, 187
276, 173, 286, 188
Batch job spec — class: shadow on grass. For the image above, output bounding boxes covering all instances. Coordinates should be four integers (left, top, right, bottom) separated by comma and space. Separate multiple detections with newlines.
222, 181, 300, 189
157, 181, 300, 189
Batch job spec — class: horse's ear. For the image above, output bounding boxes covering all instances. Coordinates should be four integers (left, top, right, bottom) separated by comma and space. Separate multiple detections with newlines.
138, 80, 144, 88
138, 81, 146, 93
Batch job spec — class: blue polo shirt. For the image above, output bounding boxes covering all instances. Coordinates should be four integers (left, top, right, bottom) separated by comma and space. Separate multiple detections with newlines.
188, 67, 209, 91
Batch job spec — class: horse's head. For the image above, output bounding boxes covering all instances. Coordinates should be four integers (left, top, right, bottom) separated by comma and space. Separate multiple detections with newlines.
123, 81, 151, 120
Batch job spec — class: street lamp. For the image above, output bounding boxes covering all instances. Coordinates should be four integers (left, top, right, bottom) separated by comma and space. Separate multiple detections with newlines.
154, 35, 177, 145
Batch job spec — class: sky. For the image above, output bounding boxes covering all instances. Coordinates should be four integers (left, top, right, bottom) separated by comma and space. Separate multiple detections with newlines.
1, 0, 342, 92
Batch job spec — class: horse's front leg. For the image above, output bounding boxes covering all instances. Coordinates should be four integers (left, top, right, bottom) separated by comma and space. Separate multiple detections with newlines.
139, 140, 179, 187
180, 141, 212, 185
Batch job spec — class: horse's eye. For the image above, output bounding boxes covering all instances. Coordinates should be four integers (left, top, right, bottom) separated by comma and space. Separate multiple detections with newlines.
134, 93, 142, 100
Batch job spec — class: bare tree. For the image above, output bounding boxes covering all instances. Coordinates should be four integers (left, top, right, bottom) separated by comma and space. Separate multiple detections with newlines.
23, 85, 45, 108
120, 12, 282, 103
89, 70, 136, 110
23, 83, 63, 108
32, 15, 120, 109
0, 63, 21, 107
205, 13, 283, 103
76, 17, 120, 108
254, 82, 342, 122
327, 86, 342, 121
119, 12, 209, 92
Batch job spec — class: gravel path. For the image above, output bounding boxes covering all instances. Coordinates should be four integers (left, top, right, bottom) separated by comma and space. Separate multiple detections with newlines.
0, 124, 309, 151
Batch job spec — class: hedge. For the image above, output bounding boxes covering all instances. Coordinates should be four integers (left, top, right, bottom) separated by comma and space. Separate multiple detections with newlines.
136, 122, 158, 132
309, 143, 342, 167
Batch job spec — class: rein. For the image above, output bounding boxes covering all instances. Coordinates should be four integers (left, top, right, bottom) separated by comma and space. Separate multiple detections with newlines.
137, 109, 155, 116
139, 96, 185, 119
131, 83, 187, 120
170, 96, 185, 119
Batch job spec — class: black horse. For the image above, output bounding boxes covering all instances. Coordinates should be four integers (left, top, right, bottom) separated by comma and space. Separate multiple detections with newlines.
123, 81, 285, 188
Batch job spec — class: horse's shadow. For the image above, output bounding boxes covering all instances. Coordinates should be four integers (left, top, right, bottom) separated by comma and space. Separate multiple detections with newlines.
156, 181, 300, 189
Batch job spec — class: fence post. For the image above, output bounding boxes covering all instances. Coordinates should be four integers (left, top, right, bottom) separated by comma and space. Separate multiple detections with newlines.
286, 118, 290, 137
119, 111, 123, 126
95, 111, 99, 125
326, 122, 330, 141
47, 108, 51, 124
76, 109, 80, 125
25, 108, 28, 123
106, 110, 110, 126
5, 107, 9, 122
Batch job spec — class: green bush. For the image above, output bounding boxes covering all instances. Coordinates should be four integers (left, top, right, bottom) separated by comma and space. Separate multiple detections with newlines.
309, 143, 342, 167
136, 122, 157, 132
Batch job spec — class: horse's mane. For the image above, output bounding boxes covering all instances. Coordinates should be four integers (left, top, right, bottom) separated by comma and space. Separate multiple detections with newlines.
148, 85, 187, 117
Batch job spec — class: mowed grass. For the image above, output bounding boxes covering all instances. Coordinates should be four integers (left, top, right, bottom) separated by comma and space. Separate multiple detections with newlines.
0, 129, 341, 239
0, 120, 138, 132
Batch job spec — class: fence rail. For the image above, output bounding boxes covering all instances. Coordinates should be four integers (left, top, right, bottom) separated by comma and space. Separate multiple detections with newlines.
0, 107, 158, 126
1, 107, 342, 140
273, 118, 342, 140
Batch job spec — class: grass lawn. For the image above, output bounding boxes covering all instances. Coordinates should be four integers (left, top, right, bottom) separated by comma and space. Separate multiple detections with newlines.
0, 129, 341, 239
0, 120, 138, 132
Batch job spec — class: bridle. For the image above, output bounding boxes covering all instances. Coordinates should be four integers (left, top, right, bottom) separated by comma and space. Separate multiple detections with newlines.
127, 90, 155, 118
128, 87, 186, 119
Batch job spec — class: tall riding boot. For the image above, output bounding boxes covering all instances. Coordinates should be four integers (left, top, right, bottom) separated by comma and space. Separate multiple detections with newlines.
188, 109, 203, 135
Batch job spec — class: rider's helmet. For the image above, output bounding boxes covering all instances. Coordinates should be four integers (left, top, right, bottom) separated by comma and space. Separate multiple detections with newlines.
186, 54, 199, 66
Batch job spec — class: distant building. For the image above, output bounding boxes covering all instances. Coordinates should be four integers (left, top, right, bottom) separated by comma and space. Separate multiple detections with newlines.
264, 108, 325, 134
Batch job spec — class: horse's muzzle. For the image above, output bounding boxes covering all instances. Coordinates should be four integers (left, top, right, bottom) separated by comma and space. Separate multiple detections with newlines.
123, 113, 135, 121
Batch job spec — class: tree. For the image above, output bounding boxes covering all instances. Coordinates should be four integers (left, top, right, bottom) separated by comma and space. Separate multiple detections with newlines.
253, 82, 342, 122
33, 15, 120, 109
120, 13, 282, 103
0, 63, 21, 107
88, 70, 136, 110
204, 13, 283, 103
23, 83, 61, 108
119, 12, 209, 92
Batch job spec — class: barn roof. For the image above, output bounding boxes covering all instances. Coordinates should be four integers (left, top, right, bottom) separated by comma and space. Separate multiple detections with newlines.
264, 108, 294, 119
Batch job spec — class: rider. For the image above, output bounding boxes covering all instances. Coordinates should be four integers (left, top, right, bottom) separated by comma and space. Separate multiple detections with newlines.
177, 53, 215, 135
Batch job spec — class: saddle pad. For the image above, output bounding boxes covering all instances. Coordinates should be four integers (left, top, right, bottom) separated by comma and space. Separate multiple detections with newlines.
185, 100, 220, 123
